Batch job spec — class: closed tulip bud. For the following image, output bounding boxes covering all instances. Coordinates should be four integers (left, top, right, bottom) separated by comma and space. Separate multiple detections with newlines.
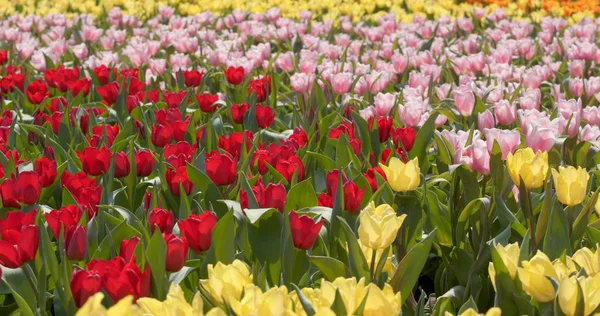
113, 152, 130, 178
120, 236, 140, 262
506, 148, 549, 189
517, 251, 558, 303
551, 166, 589, 206
488, 242, 520, 291
200, 260, 253, 305
379, 157, 420, 192
179, 211, 217, 253
358, 202, 406, 249
70, 269, 102, 308
148, 207, 174, 234
453, 85, 475, 117
289, 210, 324, 250
572, 247, 600, 276
77, 146, 111, 176
135, 150, 154, 177
35, 157, 57, 187
343, 181, 366, 214
65, 225, 87, 261
164, 233, 188, 272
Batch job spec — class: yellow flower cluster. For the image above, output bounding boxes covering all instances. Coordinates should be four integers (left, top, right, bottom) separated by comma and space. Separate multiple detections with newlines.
490, 243, 600, 315
0, 0, 596, 22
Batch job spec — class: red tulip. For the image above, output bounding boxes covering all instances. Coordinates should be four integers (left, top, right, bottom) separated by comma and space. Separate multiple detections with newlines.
67, 78, 91, 97
251, 149, 271, 175
394, 127, 417, 151
231, 103, 249, 124
248, 76, 270, 102
93, 64, 112, 85
96, 81, 120, 105
35, 157, 57, 187
70, 269, 102, 307
164, 233, 188, 272
127, 78, 145, 96
255, 104, 274, 128
183, 70, 203, 87
287, 128, 308, 148
119, 236, 140, 262
195, 93, 219, 113
240, 182, 287, 212
275, 155, 305, 182
218, 131, 253, 158
205, 151, 237, 186
148, 207, 174, 234
0, 50, 7, 65
326, 170, 348, 196
135, 150, 155, 177
114, 152, 130, 178
65, 225, 87, 261
365, 167, 387, 192
137, 90, 160, 103
369, 116, 394, 142
45, 205, 82, 239
163, 90, 187, 109
61, 171, 102, 218
381, 147, 407, 163
178, 212, 217, 253
289, 210, 324, 250
91, 123, 120, 145
172, 119, 190, 142
1, 171, 42, 206
0, 211, 39, 268
151, 123, 173, 147
329, 122, 355, 140
349, 138, 361, 156
86, 257, 151, 302
224, 66, 244, 85
77, 146, 111, 176
126, 95, 140, 113
317, 192, 333, 207
343, 181, 366, 215
165, 166, 193, 197
26, 79, 50, 104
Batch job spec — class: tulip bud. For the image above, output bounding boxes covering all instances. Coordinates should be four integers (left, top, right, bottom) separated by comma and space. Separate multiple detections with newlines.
379, 157, 420, 192
65, 225, 87, 261
506, 148, 549, 189
551, 166, 589, 206
358, 202, 406, 249
164, 234, 188, 272
289, 210, 324, 250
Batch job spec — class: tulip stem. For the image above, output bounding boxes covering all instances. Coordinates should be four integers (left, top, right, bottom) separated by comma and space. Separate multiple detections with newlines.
369, 248, 377, 281
23, 264, 40, 299
568, 205, 575, 236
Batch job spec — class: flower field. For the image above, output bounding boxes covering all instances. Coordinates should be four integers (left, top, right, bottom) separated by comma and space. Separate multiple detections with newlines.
2, 1, 600, 315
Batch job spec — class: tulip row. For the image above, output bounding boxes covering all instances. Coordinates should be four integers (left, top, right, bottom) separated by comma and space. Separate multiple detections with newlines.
2, 4, 600, 316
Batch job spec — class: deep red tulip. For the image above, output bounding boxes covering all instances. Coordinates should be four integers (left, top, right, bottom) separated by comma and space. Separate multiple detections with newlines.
326, 170, 348, 196
218, 131, 253, 158
165, 166, 193, 197
248, 76, 270, 102
0, 50, 7, 65
26, 79, 49, 104
343, 181, 366, 215
329, 122, 355, 140
93, 64, 112, 85
151, 123, 173, 147
70, 269, 102, 307
91, 123, 120, 145
114, 152, 130, 178
275, 155, 305, 182
77, 146, 111, 176
240, 182, 287, 212
5, 171, 42, 206
172, 119, 189, 142
67, 78, 91, 97
231, 103, 249, 124
251, 149, 271, 175
96, 81, 120, 105
183, 70, 203, 87
178, 212, 217, 253
205, 151, 237, 186
61, 171, 102, 218
45, 205, 82, 239
36, 157, 56, 187
65, 225, 87, 261
317, 192, 333, 207
195, 93, 219, 113
365, 167, 387, 192
127, 78, 145, 96
287, 128, 308, 148
255, 104, 274, 128
119, 236, 140, 262
0, 211, 39, 268
155, 108, 181, 125
289, 210, 324, 250
224, 66, 245, 85
369, 116, 394, 142
163, 90, 187, 109
164, 233, 188, 272
126, 95, 140, 113
135, 150, 155, 177
381, 147, 407, 163
394, 127, 417, 151
87, 257, 151, 302
148, 207, 174, 234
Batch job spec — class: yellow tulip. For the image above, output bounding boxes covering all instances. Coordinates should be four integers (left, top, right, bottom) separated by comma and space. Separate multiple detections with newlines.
137, 284, 203, 316
444, 307, 502, 316
379, 157, 420, 192
553, 257, 578, 280
75, 293, 143, 316
319, 277, 368, 316
362, 283, 402, 316
199, 259, 253, 305
229, 284, 294, 316
358, 202, 406, 249
488, 242, 520, 291
517, 251, 557, 302
572, 247, 600, 276
506, 148, 548, 189
579, 274, 600, 315
551, 166, 590, 206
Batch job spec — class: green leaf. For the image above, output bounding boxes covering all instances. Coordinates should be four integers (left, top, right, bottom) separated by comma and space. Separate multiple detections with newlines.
389, 230, 436, 304
2, 267, 36, 315
308, 256, 351, 281
338, 217, 370, 281
408, 113, 437, 172
543, 199, 572, 260
291, 283, 315, 316
212, 210, 236, 264
146, 230, 167, 300
285, 179, 318, 212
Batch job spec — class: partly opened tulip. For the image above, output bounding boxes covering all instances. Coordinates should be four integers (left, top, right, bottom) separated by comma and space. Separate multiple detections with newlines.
506, 148, 548, 189
551, 166, 589, 206
289, 210, 324, 250
358, 202, 406, 249
379, 157, 420, 192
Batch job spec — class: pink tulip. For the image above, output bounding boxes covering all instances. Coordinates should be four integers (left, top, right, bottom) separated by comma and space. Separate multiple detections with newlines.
290, 73, 315, 94
453, 85, 475, 117
359, 106, 377, 121
580, 125, 600, 142
391, 53, 408, 74
454, 139, 490, 174
494, 100, 517, 125
331, 72, 353, 95
519, 89, 541, 110
484, 128, 521, 159
478, 110, 495, 131
583, 107, 600, 126
374, 93, 396, 117
525, 123, 557, 152
569, 78, 584, 97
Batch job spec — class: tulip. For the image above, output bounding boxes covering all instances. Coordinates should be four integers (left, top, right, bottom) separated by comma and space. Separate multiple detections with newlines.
483, 128, 520, 159
138, 284, 204, 315
113, 151, 130, 178
255, 104, 274, 128
453, 85, 475, 116
75, 292, 141, 315
551, 166, 589, 206
0, 212, 39, 268
70, 269, 102, 308
196, 93, 220, 113
275, 156, 305, 182
200, 260, 253, 304
558, 275, 600, 316
494, 100, 517, 125
231, 103, 249, 124
165, 166, 193, 197
343, 181, 366, 215
393, 127, 417, 151
224, 66, 245, 85
179, 211, 218, 253
506, 148, 548, 189
65, 225, 87, 261
151, 123, 174, 147
454, 139, 490, 174
525, 123, 556, 153
318, 192, 333, 207
148, 207, 174, 234
45, 205, 82, 239
183, 70, 203, 87
319, 277, 368, 315
379, 157, 420, 192
164, 233, 188, 272
477, 110, 495, 131
205, 151, 238, 186
35, 156, 57, 187
572, 247, 600, 276
120, 236, 140, 262
96, 81, 120, 105
290, 73, 315, 94
135, 150, 154, 177
240, 182, 287, 213
325, 169, 347, 196
456, 308, 502, 316
369, 116, 393, 142
162, 90, 187, 109
77, 146, 111, 176
218, 131, 253, 158
374, 93, 396, 117
229, 285, 293, 316
26, 79, 49, 104
362, 283, 402, 316
488, 242, 520, 291
331, 72, 353, 95
358, 202, 406, 249
289, 210, 324, 250
517, 251, 557, 303
86, 257, 151, 302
